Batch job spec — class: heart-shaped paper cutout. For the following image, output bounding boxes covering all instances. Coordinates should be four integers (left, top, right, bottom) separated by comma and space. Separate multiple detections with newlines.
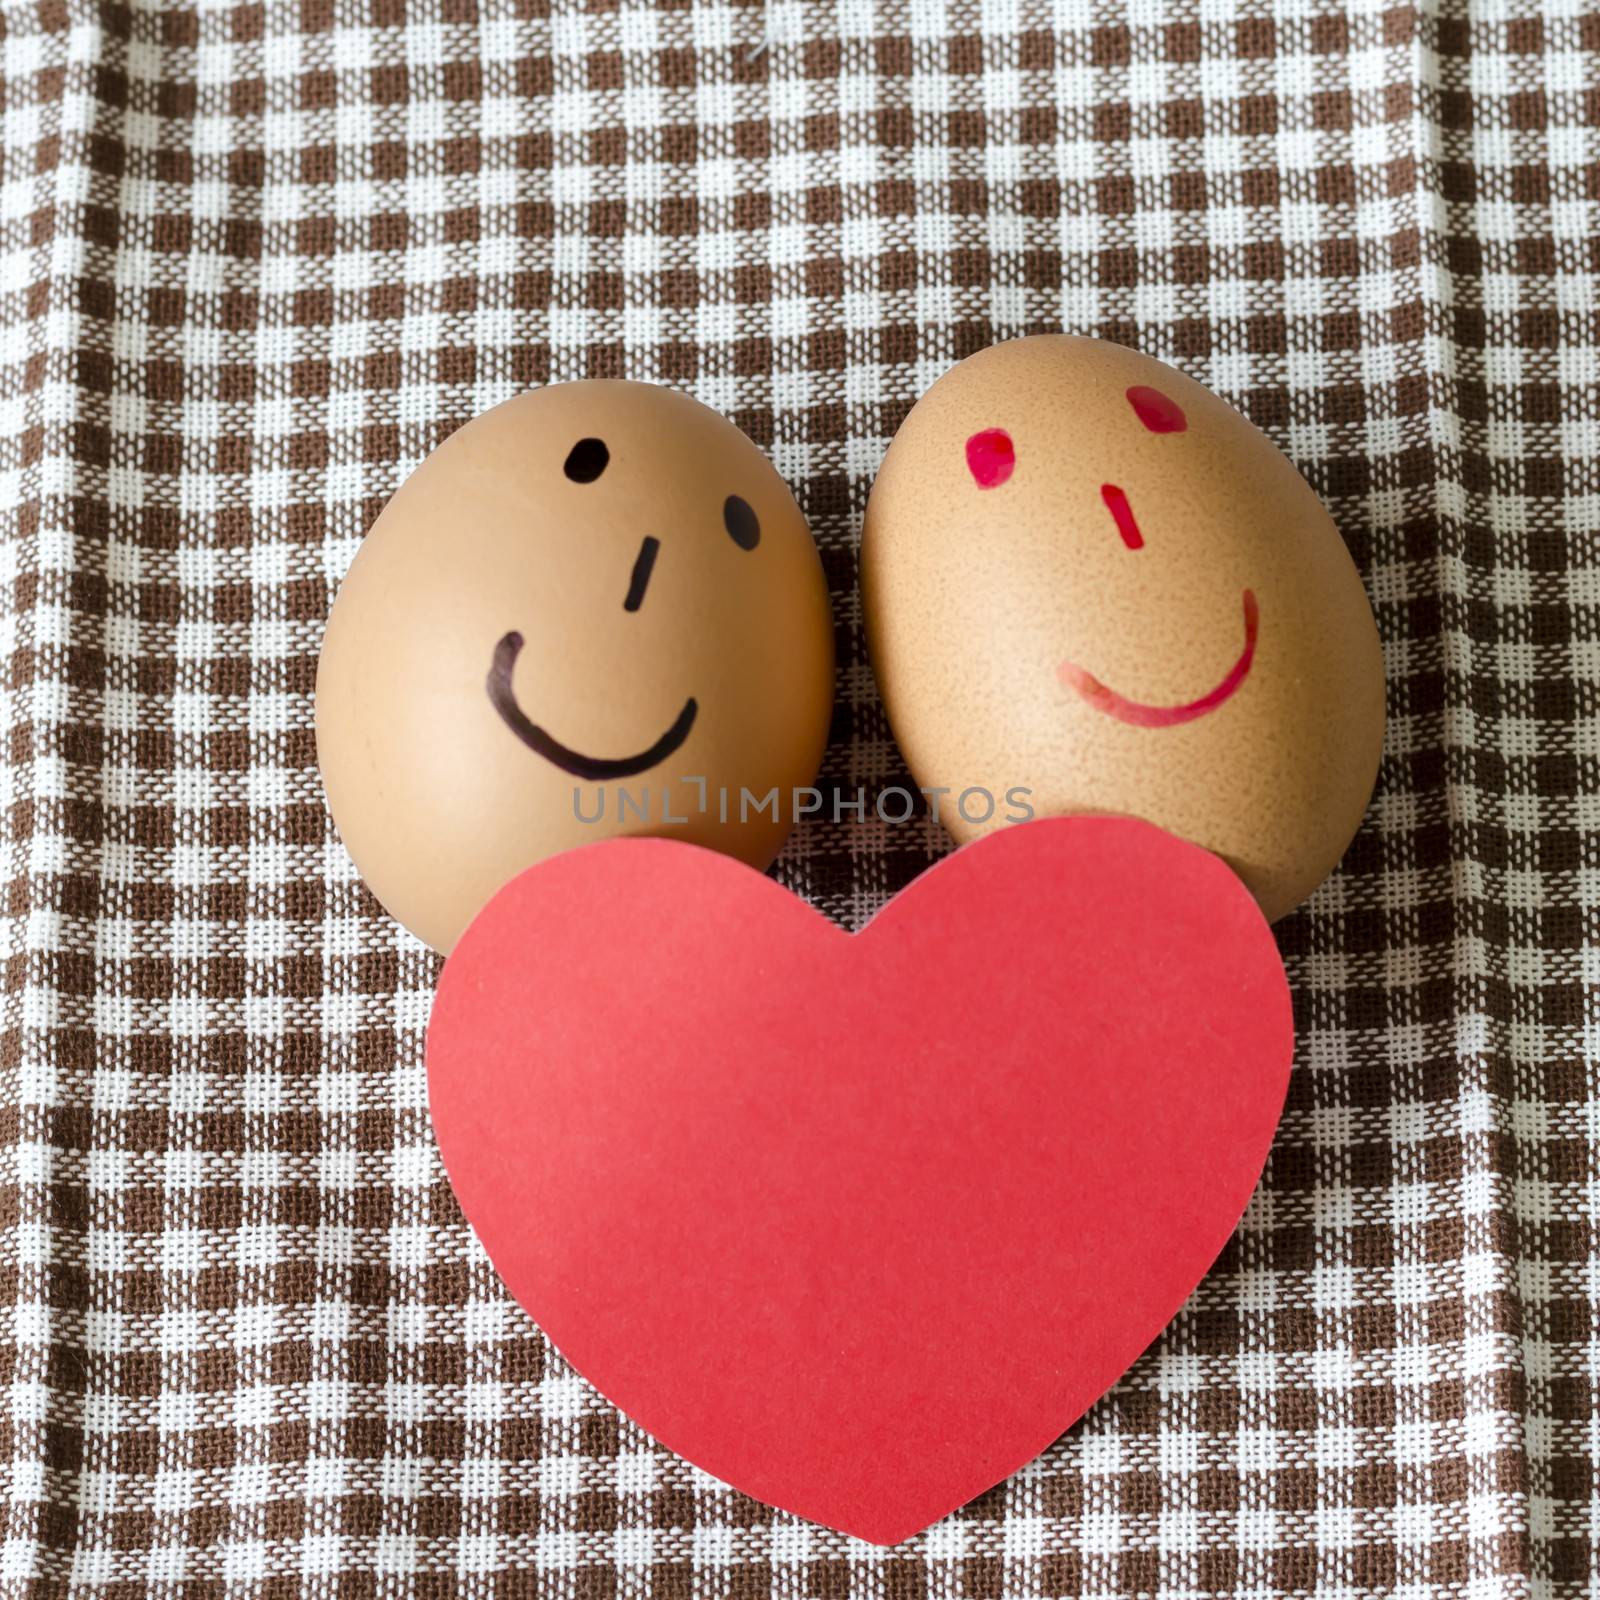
427, 816, 1293, 1544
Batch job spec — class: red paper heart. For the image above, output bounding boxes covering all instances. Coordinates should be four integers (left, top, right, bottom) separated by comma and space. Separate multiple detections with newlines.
427, 817, 1293, 1544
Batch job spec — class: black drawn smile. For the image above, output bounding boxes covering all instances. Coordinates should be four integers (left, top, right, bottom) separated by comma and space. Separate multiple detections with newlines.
486, 631, 698, 782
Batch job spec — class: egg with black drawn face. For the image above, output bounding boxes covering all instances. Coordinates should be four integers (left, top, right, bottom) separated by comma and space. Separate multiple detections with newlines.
317, 382, 835, 954
860, 335, 1385, 923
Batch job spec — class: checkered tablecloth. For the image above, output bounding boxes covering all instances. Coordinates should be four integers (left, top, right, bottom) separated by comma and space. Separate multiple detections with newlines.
2, 0, 1595, 1595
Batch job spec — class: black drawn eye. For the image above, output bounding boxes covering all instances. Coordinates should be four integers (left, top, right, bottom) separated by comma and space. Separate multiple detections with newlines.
723, 494, 760, 551
564, 438, 610, 483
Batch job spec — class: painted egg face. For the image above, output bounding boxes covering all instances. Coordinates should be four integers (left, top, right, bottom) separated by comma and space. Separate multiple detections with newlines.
860, 335, 1385, 922
317, 382, 835, 954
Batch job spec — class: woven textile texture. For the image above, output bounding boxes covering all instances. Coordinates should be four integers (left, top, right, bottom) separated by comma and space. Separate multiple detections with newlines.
2, 0, 1596, 1594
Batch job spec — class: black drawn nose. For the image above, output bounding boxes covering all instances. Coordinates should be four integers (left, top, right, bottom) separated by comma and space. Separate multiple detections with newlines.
623, 536, 660, 613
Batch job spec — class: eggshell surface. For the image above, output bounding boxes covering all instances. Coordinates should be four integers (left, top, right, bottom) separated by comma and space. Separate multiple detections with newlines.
317, 382, 835, 954
860, 335, 1385, 922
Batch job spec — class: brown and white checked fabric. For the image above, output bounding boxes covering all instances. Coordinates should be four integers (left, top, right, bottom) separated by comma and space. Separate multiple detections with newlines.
0, 0, 1596, 1595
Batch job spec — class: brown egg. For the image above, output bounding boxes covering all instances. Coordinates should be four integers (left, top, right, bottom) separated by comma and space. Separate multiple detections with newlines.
317, 382, 835, 954
860, 335, 1385, 922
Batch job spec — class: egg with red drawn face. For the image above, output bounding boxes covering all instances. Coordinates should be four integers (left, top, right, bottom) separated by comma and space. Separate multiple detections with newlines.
860, 335, 1385, 923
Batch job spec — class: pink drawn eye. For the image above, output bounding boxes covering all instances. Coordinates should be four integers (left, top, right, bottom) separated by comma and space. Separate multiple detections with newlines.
965, 428, 1015, 489
1126, 386, 1187, 434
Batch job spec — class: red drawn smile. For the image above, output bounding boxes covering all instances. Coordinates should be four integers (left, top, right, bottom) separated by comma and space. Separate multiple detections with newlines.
1059, 589, 1259, 728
